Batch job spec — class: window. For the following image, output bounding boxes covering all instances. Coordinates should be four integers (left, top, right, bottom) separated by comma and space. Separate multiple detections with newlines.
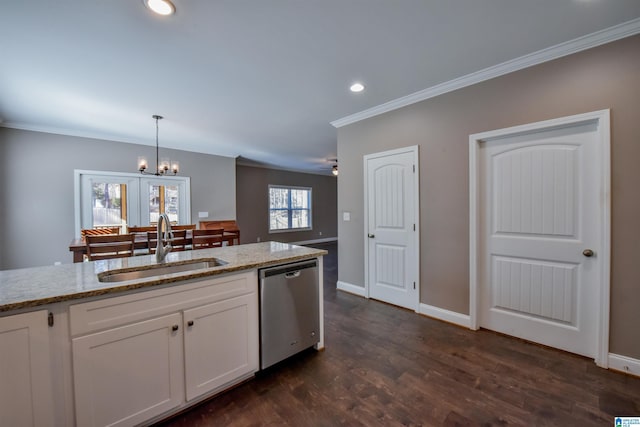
269, 185, 312, 232
75, 170, 190, 236
148, 183, 180, 224
141, 177, 186, 225
90, 182, 127, 229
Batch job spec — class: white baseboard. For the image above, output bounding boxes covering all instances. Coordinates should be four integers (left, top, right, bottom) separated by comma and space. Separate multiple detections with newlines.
337, 281, 366, 297
419, 303, 471, 329
293, 237, 338, 246
608, 353, 640, 377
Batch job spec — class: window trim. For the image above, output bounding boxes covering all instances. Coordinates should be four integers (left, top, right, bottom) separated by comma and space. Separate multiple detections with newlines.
74, 170, 191, 238
268, 185, 312, 233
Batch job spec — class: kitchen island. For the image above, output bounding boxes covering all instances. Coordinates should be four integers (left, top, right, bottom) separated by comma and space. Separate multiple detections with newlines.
0, 242, 326, 427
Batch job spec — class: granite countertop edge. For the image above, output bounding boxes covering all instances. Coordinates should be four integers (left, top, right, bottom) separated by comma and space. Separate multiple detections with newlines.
0, 242, 327, 313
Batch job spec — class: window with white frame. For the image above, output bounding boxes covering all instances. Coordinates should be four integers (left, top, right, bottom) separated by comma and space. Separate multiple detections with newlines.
268, 185, 312, 232
74, 170, 190, 237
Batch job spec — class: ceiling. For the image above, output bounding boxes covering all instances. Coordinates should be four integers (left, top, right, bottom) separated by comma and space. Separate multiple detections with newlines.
2, 1, 640, 174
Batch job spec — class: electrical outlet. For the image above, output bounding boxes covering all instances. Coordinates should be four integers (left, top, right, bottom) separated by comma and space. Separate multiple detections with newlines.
257, 237, 261, 242
319, 231, 323, 236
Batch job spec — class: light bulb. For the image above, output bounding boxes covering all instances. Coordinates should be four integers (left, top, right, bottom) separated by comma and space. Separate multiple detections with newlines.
144, 0, 175, 16
350, 83, 365, 93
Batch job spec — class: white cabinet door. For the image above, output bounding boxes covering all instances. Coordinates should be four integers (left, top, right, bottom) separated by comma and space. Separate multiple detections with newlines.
0, 310, 54, 427
72, 313, 184, 427
183, 293, 259, 401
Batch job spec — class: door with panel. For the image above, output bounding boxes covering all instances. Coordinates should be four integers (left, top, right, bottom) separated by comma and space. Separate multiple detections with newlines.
478, 120, 604, 358
365, 147, 419, 311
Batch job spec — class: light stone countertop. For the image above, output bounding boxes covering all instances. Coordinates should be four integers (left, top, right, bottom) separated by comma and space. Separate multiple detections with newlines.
0, 242, 327, 313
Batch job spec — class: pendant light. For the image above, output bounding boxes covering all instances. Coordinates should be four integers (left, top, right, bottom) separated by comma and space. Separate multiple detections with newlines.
138, 115, 179, 176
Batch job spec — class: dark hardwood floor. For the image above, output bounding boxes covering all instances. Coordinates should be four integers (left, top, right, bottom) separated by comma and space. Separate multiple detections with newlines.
156, 242, 640, 426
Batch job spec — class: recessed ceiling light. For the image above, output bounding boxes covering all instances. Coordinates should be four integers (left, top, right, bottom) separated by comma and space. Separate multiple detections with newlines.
350, 83, 365, 93
144, 0, 175, 16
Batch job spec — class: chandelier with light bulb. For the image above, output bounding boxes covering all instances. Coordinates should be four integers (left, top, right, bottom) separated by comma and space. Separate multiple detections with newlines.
138, 115, 179, 176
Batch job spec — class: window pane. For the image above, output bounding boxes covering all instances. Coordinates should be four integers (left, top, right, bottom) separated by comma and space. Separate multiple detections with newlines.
270, 210, 289, 230
269, 188, 289, 209
91, 183, 124, 228
149, 185, 161, 224
290, 189, 308, 209
291, 209, 309, 229
164, 185, 179, 223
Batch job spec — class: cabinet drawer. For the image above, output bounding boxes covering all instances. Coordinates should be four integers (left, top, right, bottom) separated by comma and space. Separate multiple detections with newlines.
70, 270, 257, 337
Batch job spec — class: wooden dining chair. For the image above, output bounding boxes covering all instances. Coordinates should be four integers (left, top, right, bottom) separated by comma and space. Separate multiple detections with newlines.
192, 228, 224, 250
224, 229, 240, 246
81, 227, 120, 238
86, 234, 135, 261
127, 226, 156, 234
147, 230, 188, 254
172, 224, 196, 231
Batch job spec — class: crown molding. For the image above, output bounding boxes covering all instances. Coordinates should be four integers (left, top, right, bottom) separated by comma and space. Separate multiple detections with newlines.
236, 159, 335, 177
0, 120, 147, 145
331, 17, 640, 128
0, 121, 239, 159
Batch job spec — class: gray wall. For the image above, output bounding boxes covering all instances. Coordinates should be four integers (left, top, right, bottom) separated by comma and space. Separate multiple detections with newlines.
0, 128, 236, 270
236, 165, 337, 244
337, 34, 640, 359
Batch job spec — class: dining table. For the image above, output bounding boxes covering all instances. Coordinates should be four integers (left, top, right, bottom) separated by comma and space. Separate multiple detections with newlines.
68, 230, 239, 263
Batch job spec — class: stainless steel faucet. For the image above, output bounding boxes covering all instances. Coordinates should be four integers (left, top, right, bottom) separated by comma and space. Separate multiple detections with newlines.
156, 213, 174, 263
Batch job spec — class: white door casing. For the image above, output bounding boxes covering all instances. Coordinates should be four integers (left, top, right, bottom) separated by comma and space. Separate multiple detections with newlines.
74, 170, 191, 237
364, 146, 419, 311
469, 110, 610, 367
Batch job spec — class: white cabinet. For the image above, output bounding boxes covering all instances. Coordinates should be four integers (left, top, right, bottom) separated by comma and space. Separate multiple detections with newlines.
70, 271, 258, 427
0, 310, 55, 427
72, 313, 184, 427
184, 293, 258, 401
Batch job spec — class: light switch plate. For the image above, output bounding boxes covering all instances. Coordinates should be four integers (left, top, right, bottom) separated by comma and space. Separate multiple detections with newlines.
198, 211, 209, 218
343, 211, 351, 221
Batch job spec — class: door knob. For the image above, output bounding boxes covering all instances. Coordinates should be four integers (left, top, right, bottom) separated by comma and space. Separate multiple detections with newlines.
583, 249, 594, 257
368, 233, 375, 238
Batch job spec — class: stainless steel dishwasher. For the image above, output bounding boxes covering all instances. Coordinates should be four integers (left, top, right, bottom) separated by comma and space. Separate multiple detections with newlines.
259, 259, 319, 369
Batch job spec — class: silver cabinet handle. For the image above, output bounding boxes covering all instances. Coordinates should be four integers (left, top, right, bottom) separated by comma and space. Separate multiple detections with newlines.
368, 233, 375, 238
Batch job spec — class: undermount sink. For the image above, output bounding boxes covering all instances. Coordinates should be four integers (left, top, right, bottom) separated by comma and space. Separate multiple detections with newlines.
97, 258, 227, 283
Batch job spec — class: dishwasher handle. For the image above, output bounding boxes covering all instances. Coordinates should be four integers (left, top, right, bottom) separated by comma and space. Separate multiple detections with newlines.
284, 271, 301, 279
260, 259, 318, 278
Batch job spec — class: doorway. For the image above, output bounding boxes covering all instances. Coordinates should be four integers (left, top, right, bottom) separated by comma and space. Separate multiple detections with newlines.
364, 146, 420, 311
469, 110, 610, 366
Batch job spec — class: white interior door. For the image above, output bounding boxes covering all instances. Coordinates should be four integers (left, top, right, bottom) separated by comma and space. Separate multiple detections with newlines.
476, 117, 607, 359
365, 147, 419, 311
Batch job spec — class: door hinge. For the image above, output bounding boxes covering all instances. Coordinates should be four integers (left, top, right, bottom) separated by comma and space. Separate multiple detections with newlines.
413, 223, 416, 231
48, 312, 54, 327
413, 282, 416, 290
412, 164, 415, 173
